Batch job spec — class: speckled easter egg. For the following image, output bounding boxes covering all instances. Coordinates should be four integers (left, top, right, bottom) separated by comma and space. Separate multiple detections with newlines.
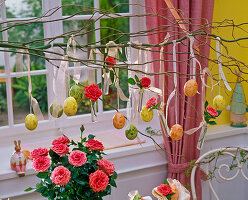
184, 79, 198, 97
113, 112, 125, 129
25, 114, 38, 131
69, 85, 83, 103
133, 195, 143, 200
140, 106, 153, 122
213, 95, 225, 111
125, 124, 138, 140
63, 97, 77, 116
170, 124, 183, 140
50, 102, 63, 118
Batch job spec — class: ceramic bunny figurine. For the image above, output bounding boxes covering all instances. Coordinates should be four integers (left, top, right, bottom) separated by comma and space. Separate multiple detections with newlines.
10, 140, 27, 177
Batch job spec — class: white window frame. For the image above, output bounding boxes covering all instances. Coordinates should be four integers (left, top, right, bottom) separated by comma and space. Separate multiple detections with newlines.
0, 0, 146, 142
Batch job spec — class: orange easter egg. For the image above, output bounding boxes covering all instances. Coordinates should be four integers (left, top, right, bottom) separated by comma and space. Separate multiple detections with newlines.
184, 79, 198, 97
22, 150, 30, 160
170, 124, 183, 140
113, 112, 125, 129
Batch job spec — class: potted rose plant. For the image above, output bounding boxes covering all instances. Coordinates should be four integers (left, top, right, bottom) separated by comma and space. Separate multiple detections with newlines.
25, 125, 117, 200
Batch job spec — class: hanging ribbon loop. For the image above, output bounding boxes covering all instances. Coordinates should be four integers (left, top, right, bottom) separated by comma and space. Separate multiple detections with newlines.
216, 37, 232, 91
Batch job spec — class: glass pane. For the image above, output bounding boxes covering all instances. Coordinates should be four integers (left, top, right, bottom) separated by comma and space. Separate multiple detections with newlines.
62, 0, 94, 16
63, 20, 95, 45
7, 22, 45, 71
0, 31, 4, 74
103, 69, 129, 111
100, 0, 129, 13
100, 17, 129, 45
12, 75, 48, 124
0, 80, 8, 126
5, 0, 42, 18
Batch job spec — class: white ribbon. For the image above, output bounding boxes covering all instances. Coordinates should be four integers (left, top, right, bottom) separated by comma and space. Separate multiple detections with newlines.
66, 35, 81, 84
165, 40, 178, 134
216, 37, 232, 91
128, 190, 152, 200
188, 35, 210, 89
24, 50, 44, 120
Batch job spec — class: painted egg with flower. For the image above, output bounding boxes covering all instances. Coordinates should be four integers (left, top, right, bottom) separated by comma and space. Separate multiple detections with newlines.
184, 79, 198, 97
50, 102, 63, 118
113, 112, 125, 129
140, 106, 153, 122
170, 124, 183, 140
213, 95, 225, 111
125, 124, 138, 140
69, 84, 83, 103
63, 97, 77, 116
25, 114, 38, 130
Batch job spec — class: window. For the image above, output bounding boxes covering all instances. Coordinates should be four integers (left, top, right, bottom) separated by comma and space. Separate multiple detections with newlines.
0, 0, 145, 139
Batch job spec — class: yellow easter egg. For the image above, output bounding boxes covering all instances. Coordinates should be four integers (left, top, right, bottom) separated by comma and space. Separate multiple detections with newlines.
170, 124, 183, 140
25, 114, 38, 131
184, 79, 198, 97
63, 97, 77, 116
140, 106, 153, 122
213, 95, 225, 111
113, 112, 125, 129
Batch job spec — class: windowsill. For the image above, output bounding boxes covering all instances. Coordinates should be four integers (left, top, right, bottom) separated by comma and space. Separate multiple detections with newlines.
0, 116, 164, 182
1, 123, 247, 182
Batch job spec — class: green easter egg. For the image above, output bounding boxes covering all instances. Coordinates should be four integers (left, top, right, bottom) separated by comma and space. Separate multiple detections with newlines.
125, 124, 138, 140
50, 102, 63, 118
69, 85, 83, 103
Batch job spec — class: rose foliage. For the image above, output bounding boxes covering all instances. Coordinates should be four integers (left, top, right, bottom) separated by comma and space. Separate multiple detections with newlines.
25, 128, 117, 200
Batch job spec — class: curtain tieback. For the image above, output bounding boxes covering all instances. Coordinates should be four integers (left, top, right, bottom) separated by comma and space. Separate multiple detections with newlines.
168, 162, 190, 174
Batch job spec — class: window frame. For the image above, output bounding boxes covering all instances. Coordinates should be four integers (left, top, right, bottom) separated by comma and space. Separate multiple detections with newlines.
0, 0, 146, 140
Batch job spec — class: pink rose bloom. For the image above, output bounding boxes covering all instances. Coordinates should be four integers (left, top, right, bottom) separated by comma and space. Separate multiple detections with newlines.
146, 97, 157, 108
89, 170, 109, 192
157, 184, 173, 196
85, 139, 104, 151
97, 159, 115, 176
32, 156, 50, 172
52, 136, 70, 145
51, 144, 69, 156
206, 106, 218, 117
30, 148, 49, 160
51, 166, 71, 186
68, 150, 87, 167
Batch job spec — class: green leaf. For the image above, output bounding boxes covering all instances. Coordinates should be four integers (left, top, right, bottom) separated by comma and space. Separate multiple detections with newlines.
164, 178, 169, 185
205, 101, 208, 109
208, 121, 217, 125
134, 75, 139, 82
36, 172, 48, 179
111, 171, 118, 179
24, 187, 34, 192
88, 134, 95, 140
109, 179, 117, 187
127, 78, 136, 85
97, 82, 102, 89
74, 178, 86, 186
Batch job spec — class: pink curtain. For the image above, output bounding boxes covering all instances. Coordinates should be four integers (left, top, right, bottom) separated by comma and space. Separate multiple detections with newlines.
145, 0, 214, 199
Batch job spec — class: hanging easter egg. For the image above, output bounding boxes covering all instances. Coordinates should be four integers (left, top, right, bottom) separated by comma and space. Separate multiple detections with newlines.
184, 79, 198, 97
125, 124, 138, 140
25, 114, 38, 130
50, 102, 63, 118
170, 124, 183, 140
63, 97, 77, 116
140, 106, 153, 122
213, 95, 225, 111
113, 112, 125, 129
69, 84, 83, 103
